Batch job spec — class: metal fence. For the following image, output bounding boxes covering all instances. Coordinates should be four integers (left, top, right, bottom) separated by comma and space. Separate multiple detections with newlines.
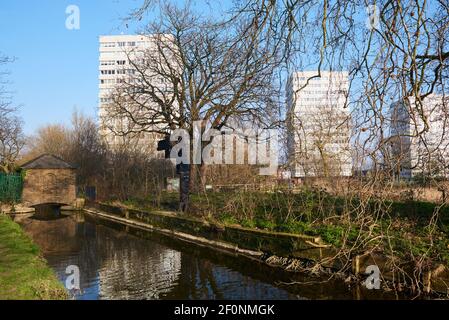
0, 173, 23, 203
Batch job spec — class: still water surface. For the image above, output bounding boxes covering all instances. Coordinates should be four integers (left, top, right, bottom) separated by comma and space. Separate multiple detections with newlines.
15, 211, 399, 300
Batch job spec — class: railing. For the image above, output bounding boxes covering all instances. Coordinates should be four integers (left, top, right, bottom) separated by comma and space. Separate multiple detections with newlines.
211, 183, 292, 192
0, 173, 23, 203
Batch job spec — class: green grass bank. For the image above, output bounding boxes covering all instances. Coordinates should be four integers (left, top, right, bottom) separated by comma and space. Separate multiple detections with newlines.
0, 214, 67, 300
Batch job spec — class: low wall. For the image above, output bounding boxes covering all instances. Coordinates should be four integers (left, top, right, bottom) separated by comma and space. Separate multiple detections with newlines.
86, 202, 449, 294
89, 203, 332, 260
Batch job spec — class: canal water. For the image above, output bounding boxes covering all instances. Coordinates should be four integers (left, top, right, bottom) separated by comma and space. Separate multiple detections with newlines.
15, 211, 399, 300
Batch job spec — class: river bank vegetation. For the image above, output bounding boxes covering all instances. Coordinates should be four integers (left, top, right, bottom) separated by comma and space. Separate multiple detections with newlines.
0, 214, 67, 300
112, 185, 449, 295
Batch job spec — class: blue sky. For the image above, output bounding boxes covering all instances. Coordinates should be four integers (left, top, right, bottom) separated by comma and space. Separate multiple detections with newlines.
0, 0, 157, 135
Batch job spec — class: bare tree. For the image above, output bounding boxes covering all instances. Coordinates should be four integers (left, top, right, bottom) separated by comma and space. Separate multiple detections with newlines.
104, 3, 281, 195
69, 111, 108, 187
25, 111, 109, 188
289, 106, 352, 178
0, 54, 24, 173
25, 124, 72, 160
0, 113, 24, 173
104, 142, 174, 202
24, 110, 173, 201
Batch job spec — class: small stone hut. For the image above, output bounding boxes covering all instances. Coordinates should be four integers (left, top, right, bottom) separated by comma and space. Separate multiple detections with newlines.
21, 154, 77, 207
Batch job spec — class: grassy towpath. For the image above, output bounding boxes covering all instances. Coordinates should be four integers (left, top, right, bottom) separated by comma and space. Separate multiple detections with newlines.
0, 214, 67, 300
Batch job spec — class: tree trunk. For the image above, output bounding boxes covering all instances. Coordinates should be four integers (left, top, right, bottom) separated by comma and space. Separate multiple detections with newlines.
179, 169, 190, 212
189, 164, 197, 192
199, 163, 207, 193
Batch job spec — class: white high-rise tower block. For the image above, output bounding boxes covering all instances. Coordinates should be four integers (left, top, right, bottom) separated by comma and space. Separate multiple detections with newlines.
389, 94, 449, 179
98, 34, 166, 153
286, 71, 352, 178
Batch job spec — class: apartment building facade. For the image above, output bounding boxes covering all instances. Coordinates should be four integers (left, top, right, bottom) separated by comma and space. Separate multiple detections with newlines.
98, 34, 166, 154
286, 71, 352, 178
389, 94, 449, 179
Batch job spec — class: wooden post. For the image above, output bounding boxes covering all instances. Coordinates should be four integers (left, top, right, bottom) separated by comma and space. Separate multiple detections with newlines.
179, 169, 190, 212
352, 255, 361, 275
424, 271, 432, 293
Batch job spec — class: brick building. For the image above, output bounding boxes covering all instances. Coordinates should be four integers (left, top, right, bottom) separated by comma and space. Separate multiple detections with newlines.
21, 154, 77, 207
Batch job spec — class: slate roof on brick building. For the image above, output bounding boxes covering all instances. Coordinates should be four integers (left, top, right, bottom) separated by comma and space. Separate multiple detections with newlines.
21, 154, 76, 170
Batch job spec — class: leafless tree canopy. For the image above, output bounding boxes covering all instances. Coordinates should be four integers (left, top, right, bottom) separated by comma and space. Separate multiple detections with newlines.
25, 111, 174, 201
106, 4, 280, 136
103, 3, 283, 191
0, 54, 24, 173
121, 0, 449, 178
229, 0, 449, 173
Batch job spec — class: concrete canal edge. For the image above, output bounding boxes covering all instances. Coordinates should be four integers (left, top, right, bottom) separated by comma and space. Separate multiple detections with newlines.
84, 203, 449, 295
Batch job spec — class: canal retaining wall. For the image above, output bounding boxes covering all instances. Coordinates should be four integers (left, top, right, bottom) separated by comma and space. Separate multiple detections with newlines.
85, 202, 449, 295
87, 203, 333, 260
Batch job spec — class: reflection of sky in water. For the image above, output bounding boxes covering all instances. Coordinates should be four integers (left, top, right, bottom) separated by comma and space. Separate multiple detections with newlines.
186, 265, 295, 300
210, 267, 292, 299
41, 220, 183, 300
46, 255, 101, 300
96, 246, 181, 299
17, 213, 394, 300
19, 214, 300, 300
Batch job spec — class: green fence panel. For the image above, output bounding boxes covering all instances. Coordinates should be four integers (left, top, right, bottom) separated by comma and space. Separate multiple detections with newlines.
0, 173, 23, 203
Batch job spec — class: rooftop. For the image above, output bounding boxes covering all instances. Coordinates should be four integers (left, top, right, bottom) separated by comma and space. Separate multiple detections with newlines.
20, 154, 76, 170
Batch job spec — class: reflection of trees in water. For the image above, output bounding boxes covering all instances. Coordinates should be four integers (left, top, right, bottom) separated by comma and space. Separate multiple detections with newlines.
165, 253, 295, 300
18, 214, 101, 298
20, 214, 295, 299
21, 214, 375, 299
164, 255, 224, 299
94, 225, 181, 299
20, 215, 183, 299
18, 214, 80, 254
